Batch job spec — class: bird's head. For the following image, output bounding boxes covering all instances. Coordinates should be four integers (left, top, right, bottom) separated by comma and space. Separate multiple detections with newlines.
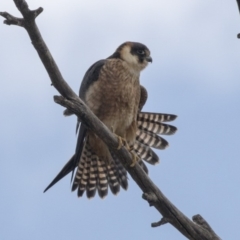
110, 42, 152, 72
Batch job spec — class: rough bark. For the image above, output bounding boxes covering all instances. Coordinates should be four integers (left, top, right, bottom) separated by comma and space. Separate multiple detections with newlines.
0, 1, 221, 239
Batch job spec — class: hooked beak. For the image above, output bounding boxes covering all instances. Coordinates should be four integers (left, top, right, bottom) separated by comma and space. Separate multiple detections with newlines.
145, 56, 153, 63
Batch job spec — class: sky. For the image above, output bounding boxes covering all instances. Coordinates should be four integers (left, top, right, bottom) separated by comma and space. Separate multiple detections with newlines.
1, 0, 240, 239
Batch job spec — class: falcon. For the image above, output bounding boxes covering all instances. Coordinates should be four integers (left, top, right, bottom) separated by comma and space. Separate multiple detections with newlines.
44, 42, 177, 198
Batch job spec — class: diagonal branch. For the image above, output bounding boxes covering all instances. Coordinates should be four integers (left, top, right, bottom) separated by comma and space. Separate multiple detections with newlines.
1, 1, 221, 239
236, 0, 240, 38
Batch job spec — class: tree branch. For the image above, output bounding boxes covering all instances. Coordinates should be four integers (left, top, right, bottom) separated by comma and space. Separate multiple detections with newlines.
193, 215, 221, 240
236, 0, 240, 38
1, 1, 221, 239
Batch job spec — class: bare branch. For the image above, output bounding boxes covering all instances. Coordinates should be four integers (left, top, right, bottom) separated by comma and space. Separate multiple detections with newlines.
0, 12, 24, 27
236, 0, 240, 38
1, 1, 221, 239
193, 215, 221, 240
151, 217, 169, 228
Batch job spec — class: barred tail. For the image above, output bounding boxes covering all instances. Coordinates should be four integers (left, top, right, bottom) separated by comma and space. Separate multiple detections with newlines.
133, 141, 159, 165
72, 140, 128, 199
138, 112, 177, 123
136, 129, 168, 149
134, 112, 177, 172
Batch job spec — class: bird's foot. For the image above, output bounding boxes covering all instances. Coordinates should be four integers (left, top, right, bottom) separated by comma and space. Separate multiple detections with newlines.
116, 135, 124, 149
129, 151, 139, 167
114, 134, 129, 150
112, 129, 138, 166
114, 136, 138, 167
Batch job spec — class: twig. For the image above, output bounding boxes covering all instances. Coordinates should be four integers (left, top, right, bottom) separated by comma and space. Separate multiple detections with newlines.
151, 217, 169, 228
0, 12, 24, 26
1, 1, 221, 239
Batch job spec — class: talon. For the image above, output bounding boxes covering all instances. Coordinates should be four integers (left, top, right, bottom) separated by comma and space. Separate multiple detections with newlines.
114, 134, 129, 150
111, 126, 128, 150
128, 144, 134, 151
116, 136, 123, 150
113, 133, 138, 167
130, 151, 139, 167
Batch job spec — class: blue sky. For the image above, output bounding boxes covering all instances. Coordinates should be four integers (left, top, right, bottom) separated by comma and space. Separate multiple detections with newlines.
1, 0, 240, 239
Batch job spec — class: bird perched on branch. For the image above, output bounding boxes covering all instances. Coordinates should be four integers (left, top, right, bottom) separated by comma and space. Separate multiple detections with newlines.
44, 42, 177, 198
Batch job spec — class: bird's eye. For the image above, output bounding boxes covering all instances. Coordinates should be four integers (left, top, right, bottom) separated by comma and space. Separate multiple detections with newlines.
137, 50, 145, 55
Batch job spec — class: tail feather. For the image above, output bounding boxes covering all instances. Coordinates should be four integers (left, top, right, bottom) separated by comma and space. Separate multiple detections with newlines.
138, 112, 177, 123
86, 156, 98, 198
72, 140, 128, 198
107, 162, 120, 195
136, 129, 169, 149
138, 121, 177, 135
72, 146, 86, 192
133, 141, 159, 165
138, 160, 148, 174
77, 155, 90, 197
96, 158, 108, 198
116, 161, 128, 190
110, 150, 128, 190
